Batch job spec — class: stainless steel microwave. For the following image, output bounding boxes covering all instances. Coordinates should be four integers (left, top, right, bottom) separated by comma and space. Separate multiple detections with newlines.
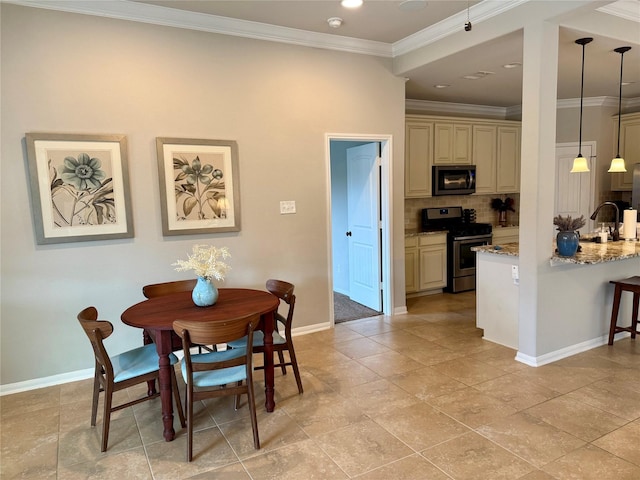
432, 165, 476, 196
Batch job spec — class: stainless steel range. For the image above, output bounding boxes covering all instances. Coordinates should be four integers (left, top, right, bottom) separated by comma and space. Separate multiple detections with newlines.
421, 207, 492, 293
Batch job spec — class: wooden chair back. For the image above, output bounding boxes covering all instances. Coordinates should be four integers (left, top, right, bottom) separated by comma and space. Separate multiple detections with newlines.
142, 279, 197, 299
78, 306, 115, 379
266, 279, 296, 335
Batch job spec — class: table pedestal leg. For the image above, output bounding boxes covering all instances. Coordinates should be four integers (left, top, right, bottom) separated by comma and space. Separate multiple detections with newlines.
262, 311, 275, 412
143, 329, 157, 396
155, 330, 176, 441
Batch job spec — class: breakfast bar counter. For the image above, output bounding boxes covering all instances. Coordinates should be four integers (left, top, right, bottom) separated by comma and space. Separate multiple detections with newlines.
473, 239, 640, 265
472, 240, 640, 364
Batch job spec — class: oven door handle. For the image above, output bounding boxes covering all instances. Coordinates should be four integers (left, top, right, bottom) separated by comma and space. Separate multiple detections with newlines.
452, 234, 492, 242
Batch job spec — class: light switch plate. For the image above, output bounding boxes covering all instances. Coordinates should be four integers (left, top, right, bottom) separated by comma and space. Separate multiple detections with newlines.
280, 200, 296, 214
511, 265, 519, 285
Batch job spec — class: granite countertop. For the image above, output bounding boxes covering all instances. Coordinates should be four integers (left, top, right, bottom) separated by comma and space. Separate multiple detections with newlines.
473, 243, 520, 256
405, 229, 448, 237
473, 240, 640, 266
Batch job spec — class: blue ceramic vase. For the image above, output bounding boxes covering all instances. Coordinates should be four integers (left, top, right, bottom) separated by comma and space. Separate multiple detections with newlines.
192, 276, 218, 307
557, 231, 579, 257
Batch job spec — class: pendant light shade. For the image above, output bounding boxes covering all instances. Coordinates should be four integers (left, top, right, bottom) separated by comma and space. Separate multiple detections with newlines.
609, 46, 631, 173
571, 37, 592, 173
570, 155, 590, 173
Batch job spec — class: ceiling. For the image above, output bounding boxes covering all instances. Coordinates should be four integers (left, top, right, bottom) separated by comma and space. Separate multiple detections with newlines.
44, 0, 640, 107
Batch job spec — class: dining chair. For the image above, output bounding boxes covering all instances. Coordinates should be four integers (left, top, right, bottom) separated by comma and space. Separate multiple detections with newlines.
143, 279, 214, 353
77, 306, 186, 452
227, 279, 303, 394
173, 313, 261, 462
142, 279, 197, 299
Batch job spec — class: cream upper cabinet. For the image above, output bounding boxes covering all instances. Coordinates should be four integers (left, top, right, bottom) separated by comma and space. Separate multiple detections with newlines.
496, 126, 521, 193
405, 120, 434, 198
611, 113, 640, 191
434, 123, 472, 165
404, 115, 520, 198
472, 125, 497, 194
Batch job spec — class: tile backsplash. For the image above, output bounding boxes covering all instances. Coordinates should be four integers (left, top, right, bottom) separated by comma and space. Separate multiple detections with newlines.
405, 193, 521, 230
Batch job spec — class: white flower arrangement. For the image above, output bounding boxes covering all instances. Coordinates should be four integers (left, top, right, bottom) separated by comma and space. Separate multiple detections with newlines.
173, 244, 231, 281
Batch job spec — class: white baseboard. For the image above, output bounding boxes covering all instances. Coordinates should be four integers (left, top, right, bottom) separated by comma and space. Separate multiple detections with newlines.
515, 332, 629, 367
0, 368, 94, 396
394, 306, 408, 315
1, 323, 333, 395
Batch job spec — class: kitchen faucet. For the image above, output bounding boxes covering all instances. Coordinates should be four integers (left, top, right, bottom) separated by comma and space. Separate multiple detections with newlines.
590, 202, 620, 241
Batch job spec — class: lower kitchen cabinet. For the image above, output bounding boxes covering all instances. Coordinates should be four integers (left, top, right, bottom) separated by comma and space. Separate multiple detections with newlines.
405, 233, 447, 294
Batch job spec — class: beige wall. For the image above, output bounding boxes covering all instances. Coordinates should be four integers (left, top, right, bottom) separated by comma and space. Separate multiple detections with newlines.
0, 4, 406, 386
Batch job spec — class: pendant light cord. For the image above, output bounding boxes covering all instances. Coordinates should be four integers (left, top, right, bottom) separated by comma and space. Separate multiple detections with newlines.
578, 42, 586, 156
574, 38, 592, 159
615, 47, 630, 157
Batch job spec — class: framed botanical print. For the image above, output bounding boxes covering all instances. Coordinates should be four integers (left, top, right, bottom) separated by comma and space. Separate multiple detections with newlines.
25, 133, 134, 244
156, 137, 241, 235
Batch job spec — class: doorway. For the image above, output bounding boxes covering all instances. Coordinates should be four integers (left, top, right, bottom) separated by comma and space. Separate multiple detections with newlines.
555, 142, 596, 234
327, 134, 392, 324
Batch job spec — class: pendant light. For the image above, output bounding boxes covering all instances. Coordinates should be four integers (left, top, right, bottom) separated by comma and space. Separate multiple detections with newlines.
571, 37, 593, 173
609, 46, 631, 173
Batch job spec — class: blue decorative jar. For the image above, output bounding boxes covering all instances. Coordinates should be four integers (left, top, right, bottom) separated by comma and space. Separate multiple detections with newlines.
557, 231, 580, 257
192, 276, 218, 307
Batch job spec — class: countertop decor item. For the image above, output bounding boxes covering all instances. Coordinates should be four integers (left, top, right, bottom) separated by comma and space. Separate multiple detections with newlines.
491, 197, 515, 227
173, 244, 231, 306
554, 215, 586, 257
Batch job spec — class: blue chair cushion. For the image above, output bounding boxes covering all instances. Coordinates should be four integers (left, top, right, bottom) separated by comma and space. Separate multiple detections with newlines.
112, 343, 177, 383
181, 347, 249, 388
226, 330, 286, 349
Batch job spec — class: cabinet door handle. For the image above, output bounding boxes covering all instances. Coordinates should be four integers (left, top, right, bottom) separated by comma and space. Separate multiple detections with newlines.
346, 231, 352, 237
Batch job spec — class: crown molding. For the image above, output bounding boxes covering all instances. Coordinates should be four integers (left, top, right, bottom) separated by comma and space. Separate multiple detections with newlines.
392, 0, 528, 57
405, 99, 509, 119
6, 0, 393, 57
406, 96, 640, 117
597, 0, 640, 23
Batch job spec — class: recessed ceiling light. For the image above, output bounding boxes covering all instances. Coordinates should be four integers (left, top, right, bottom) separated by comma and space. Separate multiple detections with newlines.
341, 0, 363, 8
503, 62, 522, 69
398, 0, 427, 12
434, 84, 451, 89
463, 71, 494, 80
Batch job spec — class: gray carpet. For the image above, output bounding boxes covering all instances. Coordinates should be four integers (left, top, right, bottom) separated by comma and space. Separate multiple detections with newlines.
334, 292, 381, 323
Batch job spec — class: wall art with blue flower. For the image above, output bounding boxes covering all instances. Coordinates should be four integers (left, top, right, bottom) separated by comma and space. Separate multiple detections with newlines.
25, 133, 134, 244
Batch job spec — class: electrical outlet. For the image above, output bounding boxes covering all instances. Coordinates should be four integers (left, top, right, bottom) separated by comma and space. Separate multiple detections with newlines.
280, 200, 296, 214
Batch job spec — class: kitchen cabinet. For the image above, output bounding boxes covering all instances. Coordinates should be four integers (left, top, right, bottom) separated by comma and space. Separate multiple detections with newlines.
434, 123, 472, 165
405, 234, 447, 294
405, 120, 434, 198
405, 115, 521, 198
492, 226, 519, 244
496, 126, 521, 193
472, 125, 497, 194
405, 236, 418, 293
611, 112, 640, 191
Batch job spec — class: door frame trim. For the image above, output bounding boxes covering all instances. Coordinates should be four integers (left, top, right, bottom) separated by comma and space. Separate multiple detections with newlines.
325, 133, 393, 325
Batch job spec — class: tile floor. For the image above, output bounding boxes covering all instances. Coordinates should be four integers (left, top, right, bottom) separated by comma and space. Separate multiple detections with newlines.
4, 292, 640, 479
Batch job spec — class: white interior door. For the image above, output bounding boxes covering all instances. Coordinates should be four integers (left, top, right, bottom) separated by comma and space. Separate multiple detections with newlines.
555, 143, 596, 235
347, 143, 381, 311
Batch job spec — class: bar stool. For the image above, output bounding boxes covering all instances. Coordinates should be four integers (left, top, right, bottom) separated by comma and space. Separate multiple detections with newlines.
608, 276, 640, 345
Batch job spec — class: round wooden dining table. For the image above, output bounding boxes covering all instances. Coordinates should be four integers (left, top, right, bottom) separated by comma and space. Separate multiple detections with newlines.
121, 288, 280, 442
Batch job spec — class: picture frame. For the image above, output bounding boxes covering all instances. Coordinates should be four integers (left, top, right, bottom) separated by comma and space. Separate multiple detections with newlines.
25, 133, 134, 245
156, 137, 241, 235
